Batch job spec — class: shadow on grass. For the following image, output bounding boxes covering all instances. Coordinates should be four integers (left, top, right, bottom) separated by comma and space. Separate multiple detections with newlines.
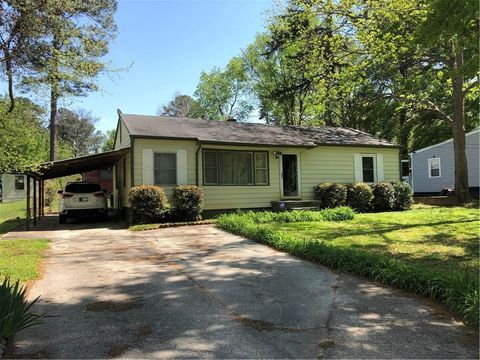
0, 218, 24, 235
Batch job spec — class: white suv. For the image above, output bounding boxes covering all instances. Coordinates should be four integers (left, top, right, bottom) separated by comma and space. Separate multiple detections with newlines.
58, 182, 107, 224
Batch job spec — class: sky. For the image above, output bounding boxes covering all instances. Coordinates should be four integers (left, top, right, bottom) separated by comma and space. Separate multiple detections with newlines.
69, 0, 273, 133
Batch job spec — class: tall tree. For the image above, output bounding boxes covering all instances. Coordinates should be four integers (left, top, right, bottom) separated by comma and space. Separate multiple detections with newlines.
23, 0, 117, 161
0, 96, 49, 172
158, 92, 196, 117
353, 0, 479, 203
0, 0, 40, 112
57, 108, 105, 157
192, 57, 253, 121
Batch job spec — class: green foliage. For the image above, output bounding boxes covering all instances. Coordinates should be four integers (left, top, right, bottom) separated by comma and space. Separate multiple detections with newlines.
172, 185, 204, 221
371, 182, 396, 212
159, 93, 196, 117
57, 108, 105, 156
314, 183, 347, 208
216, 207, 480, 327
392, 181, 414, 210
0, 97, 49, 173
347, 182, 374, 212
219, 207, 355, 225
128, 185, 170, 224
191, 57, 253, 121
0, 278, 44, 339
102, 129, 116, 152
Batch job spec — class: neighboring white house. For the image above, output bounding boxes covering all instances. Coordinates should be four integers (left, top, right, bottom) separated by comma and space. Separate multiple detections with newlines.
0, 174, 28, 202
409, 127, 480, 196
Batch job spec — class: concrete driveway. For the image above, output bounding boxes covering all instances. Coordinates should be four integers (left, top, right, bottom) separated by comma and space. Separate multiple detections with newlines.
4, 217, 478, 359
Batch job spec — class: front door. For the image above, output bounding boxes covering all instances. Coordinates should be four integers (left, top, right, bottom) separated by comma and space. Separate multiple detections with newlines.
282, 154, 299, 197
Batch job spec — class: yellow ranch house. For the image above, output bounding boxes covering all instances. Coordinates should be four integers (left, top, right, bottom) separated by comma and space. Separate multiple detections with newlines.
112, 110, 401, 216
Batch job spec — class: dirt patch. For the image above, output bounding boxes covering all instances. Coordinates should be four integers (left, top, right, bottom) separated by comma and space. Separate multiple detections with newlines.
6, 346, 53, 359
319, 339, 335, 349
105, 343, 130, 358
235, 316, 277, 331
84, 299, 143, 312
136, 324, 153, 337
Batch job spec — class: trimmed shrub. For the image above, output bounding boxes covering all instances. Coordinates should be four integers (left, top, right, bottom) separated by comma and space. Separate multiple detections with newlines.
347, 182, 374, 212
392, 181, 414, 210
314, 183, 347, 208
129, 185, 169, 224
371, 182, 396, 211
172, 185, 204, 221
320, 206, 355, 221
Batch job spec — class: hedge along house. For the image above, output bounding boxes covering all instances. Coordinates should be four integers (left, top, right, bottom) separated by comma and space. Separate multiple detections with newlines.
112, 110, 401, 216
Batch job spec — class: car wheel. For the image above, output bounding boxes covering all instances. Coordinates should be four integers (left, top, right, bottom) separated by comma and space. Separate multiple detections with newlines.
59, 215, 67, 224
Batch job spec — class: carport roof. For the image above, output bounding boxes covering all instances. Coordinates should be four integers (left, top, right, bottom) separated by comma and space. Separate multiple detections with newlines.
30, 148, 130, 180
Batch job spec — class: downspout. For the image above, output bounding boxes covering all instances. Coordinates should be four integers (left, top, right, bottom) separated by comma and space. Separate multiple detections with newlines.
195, 141, 202, 186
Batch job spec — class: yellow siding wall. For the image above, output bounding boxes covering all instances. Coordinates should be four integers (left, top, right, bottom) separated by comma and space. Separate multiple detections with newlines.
114, 120, 131, 150
300, 146, 400, 199
132, 138, 400, 210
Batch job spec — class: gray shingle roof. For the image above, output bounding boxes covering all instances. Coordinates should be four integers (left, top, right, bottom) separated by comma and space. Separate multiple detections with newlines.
121, 113, 397, 148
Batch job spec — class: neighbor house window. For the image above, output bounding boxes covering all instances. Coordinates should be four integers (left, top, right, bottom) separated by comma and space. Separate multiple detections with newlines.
14, 175, 24, 190
428, 158, 441, 178
203, 150, 269, 185
154, 153, 177, 185
361, 155, 376, 183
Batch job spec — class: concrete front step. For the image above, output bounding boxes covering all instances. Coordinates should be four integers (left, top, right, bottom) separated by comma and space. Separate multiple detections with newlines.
271, 200, 321, 212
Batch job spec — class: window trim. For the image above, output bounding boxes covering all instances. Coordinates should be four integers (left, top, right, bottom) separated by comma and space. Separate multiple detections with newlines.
428, 157, 441, 178
202, 149, 270, 186
154, 152, 178, 186
361, 154, 377, 184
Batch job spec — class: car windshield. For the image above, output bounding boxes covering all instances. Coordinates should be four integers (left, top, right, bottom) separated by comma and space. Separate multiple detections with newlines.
65, 183, 102, 193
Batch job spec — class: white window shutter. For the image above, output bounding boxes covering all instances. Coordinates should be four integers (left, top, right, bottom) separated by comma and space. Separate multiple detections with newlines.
354, 153, 362, 182
176, 149, 188, 185
377, 153, 384, 182
142, 149, 154, 185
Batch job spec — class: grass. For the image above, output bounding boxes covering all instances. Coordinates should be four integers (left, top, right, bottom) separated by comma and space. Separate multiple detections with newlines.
217, 205, 480, 327
0, 200, 25, 235
129, 219, 216, 231
0, 239, 49, 282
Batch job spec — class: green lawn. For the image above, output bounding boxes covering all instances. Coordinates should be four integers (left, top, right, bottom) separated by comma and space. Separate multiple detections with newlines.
217, 205, 480, 326
0, 239, 49, 281
0, 201, 49, 282
0, 200, 25, 234
272, 205, 479, 273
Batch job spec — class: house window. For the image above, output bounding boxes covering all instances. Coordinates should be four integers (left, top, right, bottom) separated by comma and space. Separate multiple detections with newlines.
428, 158, 441, 178
203, 150, 269, 186
361, 156, 375, 183
154, 153, 177, 185
14, 175, 25, 190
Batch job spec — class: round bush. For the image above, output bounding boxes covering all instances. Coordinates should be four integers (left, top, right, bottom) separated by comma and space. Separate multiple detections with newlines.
371, 182, 396, 212
128, 185, 169, 224
314, 182, 347, 208
347, 182, 373, 212
392, 181, 413, 210
172, 185, 204, 221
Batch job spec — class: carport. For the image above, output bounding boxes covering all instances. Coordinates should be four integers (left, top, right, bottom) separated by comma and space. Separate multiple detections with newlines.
24, 148, 130, 230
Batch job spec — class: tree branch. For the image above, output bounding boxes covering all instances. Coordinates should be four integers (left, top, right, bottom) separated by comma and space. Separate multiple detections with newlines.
462, 78, 479, 98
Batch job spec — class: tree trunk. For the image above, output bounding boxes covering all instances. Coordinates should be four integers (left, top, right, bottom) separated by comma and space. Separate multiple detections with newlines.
451, 42, 470, 204
49, 86, 58, 161
5, 55, 15, 113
